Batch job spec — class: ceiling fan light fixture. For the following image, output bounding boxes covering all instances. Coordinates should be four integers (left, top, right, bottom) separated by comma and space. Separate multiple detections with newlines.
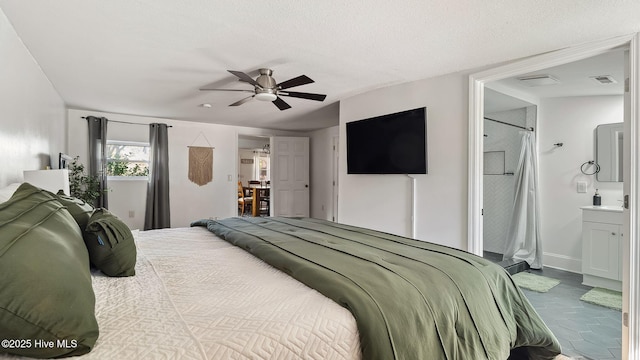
255, 92, 277, 102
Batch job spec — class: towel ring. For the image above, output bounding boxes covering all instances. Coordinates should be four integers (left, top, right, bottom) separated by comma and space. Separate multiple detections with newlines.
580, 160, 600, 176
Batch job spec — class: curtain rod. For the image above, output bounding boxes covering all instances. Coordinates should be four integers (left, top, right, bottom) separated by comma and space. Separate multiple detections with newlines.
82, 116, 173, 127
484, 117, 533, 131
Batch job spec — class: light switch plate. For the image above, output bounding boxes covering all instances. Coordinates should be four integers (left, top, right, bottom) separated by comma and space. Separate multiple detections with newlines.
577, 181, 587, 193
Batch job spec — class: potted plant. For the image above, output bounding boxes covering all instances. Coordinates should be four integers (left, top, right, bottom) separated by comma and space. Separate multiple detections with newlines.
68, 156, 103, 204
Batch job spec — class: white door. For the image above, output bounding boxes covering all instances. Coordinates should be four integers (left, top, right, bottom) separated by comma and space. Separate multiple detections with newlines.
270, 136, 310, 217
331, 136, 339, 222
621, 48, 631, 354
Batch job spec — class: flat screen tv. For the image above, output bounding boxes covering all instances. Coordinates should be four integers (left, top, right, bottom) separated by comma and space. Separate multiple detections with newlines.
346, 107, 427, 174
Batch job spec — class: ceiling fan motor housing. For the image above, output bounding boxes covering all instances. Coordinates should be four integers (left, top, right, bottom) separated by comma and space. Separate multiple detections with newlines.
254, 68, 278, 101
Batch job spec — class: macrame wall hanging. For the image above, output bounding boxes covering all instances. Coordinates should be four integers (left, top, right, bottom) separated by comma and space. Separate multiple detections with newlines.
188, 132, 214, 186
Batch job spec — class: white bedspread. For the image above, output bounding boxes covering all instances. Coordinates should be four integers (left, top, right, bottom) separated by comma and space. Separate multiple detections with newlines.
2, 227, 361, 360
89, 226, 361, 360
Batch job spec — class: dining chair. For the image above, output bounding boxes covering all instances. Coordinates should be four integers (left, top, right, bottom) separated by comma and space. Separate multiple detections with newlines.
237, 181, 252, 216
259, 187, 270, 216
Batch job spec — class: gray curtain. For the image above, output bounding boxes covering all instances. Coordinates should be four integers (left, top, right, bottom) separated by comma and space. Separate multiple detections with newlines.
144, 123, 171, 230
87, 116, 108, 208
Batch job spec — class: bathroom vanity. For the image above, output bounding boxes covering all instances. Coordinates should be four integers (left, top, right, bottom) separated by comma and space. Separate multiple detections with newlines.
581, 205, 623, 291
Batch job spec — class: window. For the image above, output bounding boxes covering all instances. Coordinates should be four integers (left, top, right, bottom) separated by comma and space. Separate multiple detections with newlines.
106, 141, 150, 179
254, 151, 270, 181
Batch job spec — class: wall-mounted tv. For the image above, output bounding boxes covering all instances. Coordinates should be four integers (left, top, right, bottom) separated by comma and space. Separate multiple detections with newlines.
346, 107, 427, 174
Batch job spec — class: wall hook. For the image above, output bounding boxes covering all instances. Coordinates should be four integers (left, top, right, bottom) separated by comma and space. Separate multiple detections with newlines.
553, 142, 564, 147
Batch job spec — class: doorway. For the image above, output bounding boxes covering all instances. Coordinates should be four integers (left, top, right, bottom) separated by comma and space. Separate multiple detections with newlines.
483, 48, 627, 270
482, 90, 537, 262
238, 135, 270, 216
468, 34, 639, 359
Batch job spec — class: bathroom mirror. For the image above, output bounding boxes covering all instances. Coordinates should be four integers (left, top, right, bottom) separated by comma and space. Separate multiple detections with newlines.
595, 122, 623, 182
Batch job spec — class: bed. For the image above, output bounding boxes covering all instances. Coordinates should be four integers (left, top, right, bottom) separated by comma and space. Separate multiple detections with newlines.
0, 183, 561, 360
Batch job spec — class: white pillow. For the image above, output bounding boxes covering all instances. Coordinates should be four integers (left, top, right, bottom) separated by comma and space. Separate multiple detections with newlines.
0, 183, 22, 203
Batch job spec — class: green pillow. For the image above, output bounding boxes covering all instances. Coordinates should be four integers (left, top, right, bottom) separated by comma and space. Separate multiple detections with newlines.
84, 208, 136, 277
0, 183, 99, 358
55, 190, 94, 230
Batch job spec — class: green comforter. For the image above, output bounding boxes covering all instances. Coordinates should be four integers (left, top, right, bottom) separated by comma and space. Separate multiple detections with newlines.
193, 217, 560, 360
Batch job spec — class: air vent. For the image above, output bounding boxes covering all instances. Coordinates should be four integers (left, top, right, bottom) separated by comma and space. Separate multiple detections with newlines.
517, 74, 560, 86
589, 75, 617, 85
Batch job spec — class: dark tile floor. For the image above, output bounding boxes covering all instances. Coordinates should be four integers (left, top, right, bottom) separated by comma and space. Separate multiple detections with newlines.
523, 267, 622, 360
484, 252, 622, 360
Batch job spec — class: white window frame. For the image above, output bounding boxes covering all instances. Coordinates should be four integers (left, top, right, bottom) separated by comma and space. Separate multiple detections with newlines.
106, 140, 150, 181
253, 150, 270, 181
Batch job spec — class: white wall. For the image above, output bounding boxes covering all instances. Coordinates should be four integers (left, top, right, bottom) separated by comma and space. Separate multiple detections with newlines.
238, 149, 256, 185
67, 109, 300, 229
0, 8, 66, 187
337, 70, 624, 264
339, 72, 468, 249
538, 95, 624, 272
309, 125, 339, 220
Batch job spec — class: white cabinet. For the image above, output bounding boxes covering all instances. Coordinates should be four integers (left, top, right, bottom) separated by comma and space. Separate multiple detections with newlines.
581, 206, 623, 291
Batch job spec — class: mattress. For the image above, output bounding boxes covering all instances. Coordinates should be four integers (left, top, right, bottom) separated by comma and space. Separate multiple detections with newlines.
1, 226, 361, 359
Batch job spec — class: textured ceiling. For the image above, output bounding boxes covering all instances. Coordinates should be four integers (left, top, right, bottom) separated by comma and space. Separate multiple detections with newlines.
1, 1, 639, 131
486, 49, 626, 113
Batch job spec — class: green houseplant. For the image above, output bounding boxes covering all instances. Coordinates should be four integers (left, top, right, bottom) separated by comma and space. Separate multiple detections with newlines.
68, 156, 103, 204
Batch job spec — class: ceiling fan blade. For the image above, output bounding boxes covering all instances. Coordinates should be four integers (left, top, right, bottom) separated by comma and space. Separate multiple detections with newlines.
230, 95, 255, 106
228, 70, 261, 87
272, 97, 292, 110
199, 88, 254, 92
277, 75, 314, 90
279, 91, 326, 102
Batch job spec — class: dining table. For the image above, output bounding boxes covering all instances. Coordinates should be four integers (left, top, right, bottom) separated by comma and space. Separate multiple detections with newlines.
243, 184, 270, 217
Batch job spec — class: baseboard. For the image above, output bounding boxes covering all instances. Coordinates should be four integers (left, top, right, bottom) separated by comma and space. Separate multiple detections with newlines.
542, 252, 582, 273
582, 274, 622, 292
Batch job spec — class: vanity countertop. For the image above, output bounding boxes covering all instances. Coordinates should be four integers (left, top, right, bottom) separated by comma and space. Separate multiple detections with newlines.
580, 205, 623, 213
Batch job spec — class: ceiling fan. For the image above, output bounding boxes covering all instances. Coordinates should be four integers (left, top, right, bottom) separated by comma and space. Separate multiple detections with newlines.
200, 68, 327, 110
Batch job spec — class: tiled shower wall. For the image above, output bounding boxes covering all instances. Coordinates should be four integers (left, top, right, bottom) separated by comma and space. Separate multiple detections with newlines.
483, 106, 536, 254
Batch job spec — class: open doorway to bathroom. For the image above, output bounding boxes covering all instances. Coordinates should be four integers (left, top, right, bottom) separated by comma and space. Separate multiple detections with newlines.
482, 50, 626, 274
469, 36, 636, 359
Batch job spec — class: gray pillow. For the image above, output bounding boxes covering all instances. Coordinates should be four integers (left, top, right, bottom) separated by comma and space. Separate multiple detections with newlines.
55, 190, 95, 230
84, 208, 137, 277
0, 182, 99, 358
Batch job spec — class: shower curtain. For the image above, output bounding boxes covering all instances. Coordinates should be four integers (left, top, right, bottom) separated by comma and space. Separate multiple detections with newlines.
503, 131, 543, 269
